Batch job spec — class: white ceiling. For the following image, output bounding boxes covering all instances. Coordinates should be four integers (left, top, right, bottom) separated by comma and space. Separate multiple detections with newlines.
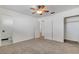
0, 5, 79, 18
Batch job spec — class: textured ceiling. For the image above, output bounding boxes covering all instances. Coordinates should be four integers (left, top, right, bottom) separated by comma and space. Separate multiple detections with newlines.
0, 5, 79, 18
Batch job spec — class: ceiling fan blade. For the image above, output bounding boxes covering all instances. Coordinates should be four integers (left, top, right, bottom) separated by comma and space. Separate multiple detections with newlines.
44, 10, 49, 12
40, 14, 43, 15
51, 12, 55, 14
32, 12, 36, 14
30, 8, 36, 10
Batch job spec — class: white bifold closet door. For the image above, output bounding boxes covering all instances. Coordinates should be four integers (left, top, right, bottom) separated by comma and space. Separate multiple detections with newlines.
65, 16, 79, 42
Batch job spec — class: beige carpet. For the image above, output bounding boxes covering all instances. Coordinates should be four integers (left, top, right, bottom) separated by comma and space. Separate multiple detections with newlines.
0, 38, 79, 54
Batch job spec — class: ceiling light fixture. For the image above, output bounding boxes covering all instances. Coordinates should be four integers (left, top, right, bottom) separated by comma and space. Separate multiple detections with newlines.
30, 5, 49, 15
37, 11, 42, 14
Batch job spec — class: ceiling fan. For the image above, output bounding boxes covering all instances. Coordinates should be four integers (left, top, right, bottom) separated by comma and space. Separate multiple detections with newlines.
30, 5, 55, 15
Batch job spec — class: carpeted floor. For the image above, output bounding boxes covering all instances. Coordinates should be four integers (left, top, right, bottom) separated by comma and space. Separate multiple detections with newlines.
0, 38, 79, 54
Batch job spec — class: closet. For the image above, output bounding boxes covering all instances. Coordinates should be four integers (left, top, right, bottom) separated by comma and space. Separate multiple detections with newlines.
64, 15, 79, 42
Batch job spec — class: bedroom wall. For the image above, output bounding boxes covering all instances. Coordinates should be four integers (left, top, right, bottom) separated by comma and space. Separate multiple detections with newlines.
0, 17, 2, 45
0, 8, 40, 44
40, 7, 79, 42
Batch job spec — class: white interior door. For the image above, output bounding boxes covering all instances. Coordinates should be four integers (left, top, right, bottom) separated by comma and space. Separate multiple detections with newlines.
65, 16, 79, 42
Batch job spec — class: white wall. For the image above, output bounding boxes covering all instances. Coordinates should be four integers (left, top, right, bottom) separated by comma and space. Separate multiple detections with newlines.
0, 16, 2, 45
0, 8, 40, 44
40, 8, 79, 42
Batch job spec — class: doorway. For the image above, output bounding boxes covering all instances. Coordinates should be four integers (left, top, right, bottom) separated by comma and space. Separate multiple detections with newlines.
40, 20, 45, 39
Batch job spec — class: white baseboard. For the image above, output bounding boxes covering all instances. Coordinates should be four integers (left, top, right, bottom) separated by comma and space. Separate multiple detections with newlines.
45, 37, 53, 40
13, 36, 34, 43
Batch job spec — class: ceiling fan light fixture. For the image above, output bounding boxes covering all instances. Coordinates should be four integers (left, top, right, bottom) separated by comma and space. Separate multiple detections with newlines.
37, 10, 42, 14
30, 5, 50, 15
